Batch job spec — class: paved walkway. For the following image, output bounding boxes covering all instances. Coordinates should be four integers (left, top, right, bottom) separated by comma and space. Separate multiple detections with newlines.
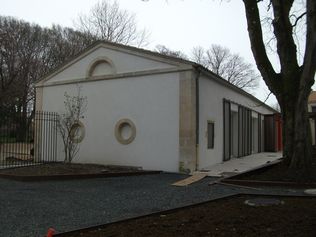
0, 172, 309, 237
200, 152, 282, 177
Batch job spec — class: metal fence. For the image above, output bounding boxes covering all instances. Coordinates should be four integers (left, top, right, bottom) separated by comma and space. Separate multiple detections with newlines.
0, 110, 58, 168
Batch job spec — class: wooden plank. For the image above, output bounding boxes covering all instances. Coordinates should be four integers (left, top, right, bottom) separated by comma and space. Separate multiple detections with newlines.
172, 173, 208, 186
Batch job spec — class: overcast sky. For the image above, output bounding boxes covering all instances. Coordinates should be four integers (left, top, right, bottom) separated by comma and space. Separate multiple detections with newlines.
0, 0, 287, 105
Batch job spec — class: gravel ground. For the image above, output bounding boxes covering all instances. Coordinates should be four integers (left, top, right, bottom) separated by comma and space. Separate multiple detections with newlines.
0, 173, 309, 237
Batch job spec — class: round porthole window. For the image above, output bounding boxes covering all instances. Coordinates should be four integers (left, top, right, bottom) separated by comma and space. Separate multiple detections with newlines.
70, 121, 85, 143
115, 119, 136, 145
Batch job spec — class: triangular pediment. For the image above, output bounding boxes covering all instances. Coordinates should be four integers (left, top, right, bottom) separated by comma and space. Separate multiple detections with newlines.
38, 42, 193, 86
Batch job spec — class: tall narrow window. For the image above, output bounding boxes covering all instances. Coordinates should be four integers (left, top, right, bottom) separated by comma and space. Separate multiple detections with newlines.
207, 121, 215, 149
223, 100, 231, 160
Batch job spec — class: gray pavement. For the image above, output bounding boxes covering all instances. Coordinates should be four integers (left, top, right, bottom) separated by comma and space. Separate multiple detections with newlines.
0, 173, 309, 237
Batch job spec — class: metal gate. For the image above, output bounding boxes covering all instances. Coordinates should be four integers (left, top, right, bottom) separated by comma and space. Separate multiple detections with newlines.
0, 110, 58, 168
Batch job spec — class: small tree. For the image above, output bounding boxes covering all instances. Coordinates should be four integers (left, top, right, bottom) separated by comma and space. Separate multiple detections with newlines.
57, 87, 87, 163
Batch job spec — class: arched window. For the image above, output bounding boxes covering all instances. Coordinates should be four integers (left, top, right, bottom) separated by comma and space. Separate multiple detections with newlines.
87, 57, 116, 78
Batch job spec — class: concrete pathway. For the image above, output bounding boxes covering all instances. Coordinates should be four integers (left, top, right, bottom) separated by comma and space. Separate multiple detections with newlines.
199, 152, 282, 177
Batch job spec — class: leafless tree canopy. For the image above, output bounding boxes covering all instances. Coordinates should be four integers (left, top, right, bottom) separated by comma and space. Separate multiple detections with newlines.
0, 17, 46, 114
74, 0, 149, 47
154, 44, 258, 92
191, 45, 259, 91
155, 45, 188, 59
0, 16, 93, 116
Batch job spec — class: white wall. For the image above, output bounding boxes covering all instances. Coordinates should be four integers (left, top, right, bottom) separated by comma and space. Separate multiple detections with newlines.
41, 72, 180, 172
198, 74, 275, 170
46, 46, 177, 83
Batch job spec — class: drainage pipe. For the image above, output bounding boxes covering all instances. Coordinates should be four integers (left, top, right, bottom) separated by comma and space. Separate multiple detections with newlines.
194, 66, 201, 171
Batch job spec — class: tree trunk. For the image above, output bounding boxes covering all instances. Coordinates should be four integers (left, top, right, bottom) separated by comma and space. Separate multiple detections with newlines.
242, 0, 316, 180
291, 94, 312, 171
281, 90, 312, 180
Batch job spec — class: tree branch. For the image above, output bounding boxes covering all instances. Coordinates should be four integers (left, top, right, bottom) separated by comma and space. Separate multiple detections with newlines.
242, 0, 278, 95
300, 0, 316, 95
271, 0, 299, 76
292, 12, 307, 27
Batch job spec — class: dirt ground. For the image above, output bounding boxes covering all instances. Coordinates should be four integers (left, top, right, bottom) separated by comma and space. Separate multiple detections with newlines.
238, 160, 316, 182
0, 163, 142, 176
60, 195, 316, 237
1, 162, 315, 236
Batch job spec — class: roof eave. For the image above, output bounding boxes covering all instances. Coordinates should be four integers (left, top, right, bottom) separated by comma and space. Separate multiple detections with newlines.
193, 65, 278, 114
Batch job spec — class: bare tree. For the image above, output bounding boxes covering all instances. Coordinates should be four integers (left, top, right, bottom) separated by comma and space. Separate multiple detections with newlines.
191, 45, 259, 91
74, 0, 149, 47
0, 17, 47, 140
0, 16, 29, 109
242, 0, 316, 178
40, 25, 94, 73
191, 46, 207, 66
0, 16, 94, 114
155, 44, 188, 59
154, 43, 258, 91
57, 86, 87, 163
0, 17, 93, 153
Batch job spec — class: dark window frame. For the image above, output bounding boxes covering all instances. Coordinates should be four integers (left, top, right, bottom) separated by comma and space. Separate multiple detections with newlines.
224, 99, 264, 159
223, 99, 231, 160
207, 121, 215, 149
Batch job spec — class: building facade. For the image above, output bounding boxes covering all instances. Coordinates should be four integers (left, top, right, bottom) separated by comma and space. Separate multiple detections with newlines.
36, 41, 278, 173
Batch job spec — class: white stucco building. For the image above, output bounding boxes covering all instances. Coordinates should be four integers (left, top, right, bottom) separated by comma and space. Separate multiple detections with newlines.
35, 41, 278, 173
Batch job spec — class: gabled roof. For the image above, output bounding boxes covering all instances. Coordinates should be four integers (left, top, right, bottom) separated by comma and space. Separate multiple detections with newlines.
36, 40, 197, 85
36, 40, 277, 113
